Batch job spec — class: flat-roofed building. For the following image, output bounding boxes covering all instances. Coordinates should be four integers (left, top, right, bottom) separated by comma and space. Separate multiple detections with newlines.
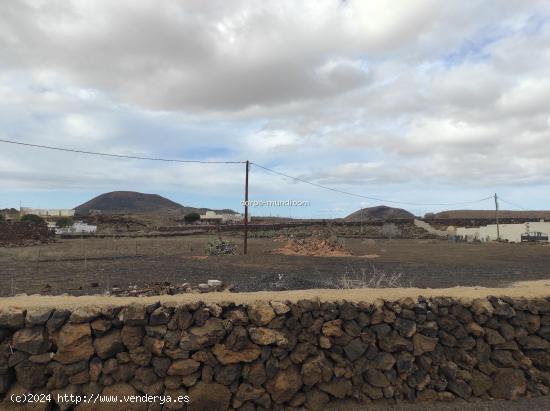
457, 221, 550, 243
199, 211, 249, 224
20, 207, 75, 217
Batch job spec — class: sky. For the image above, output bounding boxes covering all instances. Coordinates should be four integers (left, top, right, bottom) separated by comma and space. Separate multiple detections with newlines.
1, 0, 550, 218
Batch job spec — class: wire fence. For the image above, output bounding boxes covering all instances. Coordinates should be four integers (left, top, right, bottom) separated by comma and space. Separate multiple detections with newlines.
0, 234, 216, 297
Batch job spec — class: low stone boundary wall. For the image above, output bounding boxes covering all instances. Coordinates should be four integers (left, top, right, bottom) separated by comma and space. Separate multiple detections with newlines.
1, 295, 550, 410
0, 221, 49, 246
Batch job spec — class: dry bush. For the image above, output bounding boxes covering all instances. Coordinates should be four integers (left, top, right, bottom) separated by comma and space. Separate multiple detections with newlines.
204, 238, 237, 256
337, 265, 408, 289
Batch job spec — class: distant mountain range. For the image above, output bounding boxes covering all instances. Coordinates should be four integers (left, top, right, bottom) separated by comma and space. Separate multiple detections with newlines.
430, 210, 550, 220
344, 205, 415, 221
75, 191, 237, 216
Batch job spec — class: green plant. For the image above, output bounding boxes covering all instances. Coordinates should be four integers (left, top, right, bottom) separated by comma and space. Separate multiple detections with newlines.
184, 212, 201, 224
56, 217, 74, 228
204, 239, 236, 256
20, 214, 44, 224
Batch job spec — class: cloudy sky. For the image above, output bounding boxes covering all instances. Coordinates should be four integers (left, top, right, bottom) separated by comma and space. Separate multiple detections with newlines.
1, 0, 549, 217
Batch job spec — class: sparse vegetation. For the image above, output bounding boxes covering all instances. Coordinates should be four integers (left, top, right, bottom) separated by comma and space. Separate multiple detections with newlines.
184, 212, 201, 224
204, 238, 237, 255
381, 223, 400, 239
1, 235, 549, 296
56, 217, 74, 228
20, 214, 44, 224
338, 265, 407, 289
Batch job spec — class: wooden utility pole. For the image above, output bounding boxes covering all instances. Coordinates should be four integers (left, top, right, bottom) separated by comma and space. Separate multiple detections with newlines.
494, 193, 500, 241
244, 160, 250, 255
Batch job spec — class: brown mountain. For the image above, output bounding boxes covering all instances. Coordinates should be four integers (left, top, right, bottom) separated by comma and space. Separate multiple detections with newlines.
345, 205, 415, 222
74, 191, 236, 215
430, 210, 550, 220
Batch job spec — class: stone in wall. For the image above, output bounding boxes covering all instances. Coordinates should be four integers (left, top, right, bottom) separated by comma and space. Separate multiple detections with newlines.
0, 296, 550, 409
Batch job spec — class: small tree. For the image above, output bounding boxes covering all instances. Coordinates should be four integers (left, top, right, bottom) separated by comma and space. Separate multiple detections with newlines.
184, 212, 201, 224
20, 214, 44, 224
56, 217, 74, 228
381, 223, 400, 240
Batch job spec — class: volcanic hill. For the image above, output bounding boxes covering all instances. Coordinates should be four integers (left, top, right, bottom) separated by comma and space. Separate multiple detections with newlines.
344, 205, 415, 222
75, 191, 236, 215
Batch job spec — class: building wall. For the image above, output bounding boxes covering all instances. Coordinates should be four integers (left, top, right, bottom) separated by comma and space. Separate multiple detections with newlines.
200, 211, 248, 224
20, 208, 75, 217
457, 222, 550, 242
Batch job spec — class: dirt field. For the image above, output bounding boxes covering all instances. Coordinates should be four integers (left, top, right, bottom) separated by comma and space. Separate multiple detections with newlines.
325, 395, 550, 411
1, 234, 550, 296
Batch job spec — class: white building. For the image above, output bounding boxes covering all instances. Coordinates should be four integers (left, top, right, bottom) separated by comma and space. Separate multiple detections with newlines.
20, 207, 75, 217
55, 222, 97, 235
456, 221, 550, 243
199, 211, 249, 224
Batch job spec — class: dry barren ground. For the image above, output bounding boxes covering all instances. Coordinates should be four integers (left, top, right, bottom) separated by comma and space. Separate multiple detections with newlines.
1, 235, 550, 296
1, 279, 550, 310
325, 395, 550, 410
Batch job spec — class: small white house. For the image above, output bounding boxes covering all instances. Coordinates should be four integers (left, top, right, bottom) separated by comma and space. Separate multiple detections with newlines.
20, 207, 75, 217
199, 211, 249, 224
456, 222, 550, 243
55, 222, 97, 235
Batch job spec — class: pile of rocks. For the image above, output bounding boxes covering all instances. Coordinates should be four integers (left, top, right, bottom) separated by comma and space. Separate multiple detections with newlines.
1, 296, 550, 410
273, 236, 352, 257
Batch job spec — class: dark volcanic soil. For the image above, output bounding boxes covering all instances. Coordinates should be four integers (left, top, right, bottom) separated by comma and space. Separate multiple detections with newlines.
1, 236, 550, 296
326, 395, 550, 410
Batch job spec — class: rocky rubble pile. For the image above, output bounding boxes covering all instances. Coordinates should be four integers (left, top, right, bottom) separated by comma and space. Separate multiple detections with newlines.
272, 236, 352, 257
1, 296, 550, 410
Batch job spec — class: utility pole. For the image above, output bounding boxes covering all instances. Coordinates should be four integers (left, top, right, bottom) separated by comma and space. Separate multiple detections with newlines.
244, 160, 249, 255
494, 193, 500, 241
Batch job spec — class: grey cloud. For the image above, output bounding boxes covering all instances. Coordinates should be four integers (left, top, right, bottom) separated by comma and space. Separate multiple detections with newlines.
1, 1, 550, 203
0, 1, 376, 111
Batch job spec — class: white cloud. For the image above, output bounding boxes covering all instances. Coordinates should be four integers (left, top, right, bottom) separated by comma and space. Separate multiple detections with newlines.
1, 1, 550, 214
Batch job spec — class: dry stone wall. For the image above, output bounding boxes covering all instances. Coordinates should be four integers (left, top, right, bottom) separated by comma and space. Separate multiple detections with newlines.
0, 221, 49, 246
1, 296, 550, 410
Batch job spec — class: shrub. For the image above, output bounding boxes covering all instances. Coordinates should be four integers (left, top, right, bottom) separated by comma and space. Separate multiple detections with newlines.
56, 217, 74, 228
338, 266, 408, 289
381, 223, 400, 239
184, 212, 201, 224
20, 214, 44, 224
204, 239, 236, 256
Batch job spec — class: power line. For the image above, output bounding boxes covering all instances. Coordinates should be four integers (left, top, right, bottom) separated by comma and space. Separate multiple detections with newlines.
0, 138, 501, 208
251, 162, 494, 207
0, 138, 245, 164
498, 197, 530, 211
